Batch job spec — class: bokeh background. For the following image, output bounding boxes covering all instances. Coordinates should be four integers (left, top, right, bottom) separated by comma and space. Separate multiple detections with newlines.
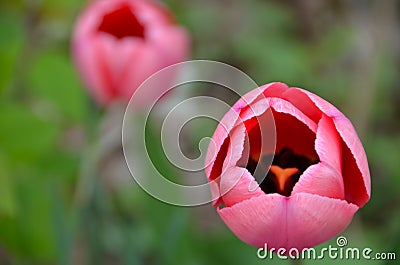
0, 0, 399, 264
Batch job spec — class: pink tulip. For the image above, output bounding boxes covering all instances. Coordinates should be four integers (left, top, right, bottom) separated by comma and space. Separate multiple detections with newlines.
205, 82, 371, 251
72, 0, 190, 105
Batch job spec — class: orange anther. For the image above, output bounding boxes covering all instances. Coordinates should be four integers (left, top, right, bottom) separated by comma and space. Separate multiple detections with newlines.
269, 165, 299, 193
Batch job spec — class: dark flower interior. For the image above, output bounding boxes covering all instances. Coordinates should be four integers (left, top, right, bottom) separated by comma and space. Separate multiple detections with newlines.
243, 110, 320, 196
97, 5, 145, 39
246, 148, 319, 196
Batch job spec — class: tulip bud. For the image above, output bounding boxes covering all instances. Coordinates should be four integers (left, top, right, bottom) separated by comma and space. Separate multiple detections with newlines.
72, 0, 190, 106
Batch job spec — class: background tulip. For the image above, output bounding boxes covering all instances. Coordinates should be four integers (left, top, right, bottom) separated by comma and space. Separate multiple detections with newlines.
205, 82, 371, 250
72, 0, 190, 106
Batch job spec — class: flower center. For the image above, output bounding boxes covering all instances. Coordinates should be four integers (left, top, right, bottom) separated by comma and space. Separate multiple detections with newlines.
245, 147, 319, 196
97, 5, 145, 39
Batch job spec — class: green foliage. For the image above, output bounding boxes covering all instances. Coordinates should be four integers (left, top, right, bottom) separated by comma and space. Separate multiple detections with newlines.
0, 103, 59, 164
0, 9, 23, 94
28, 50, 87, 122
0, 156, 15, 218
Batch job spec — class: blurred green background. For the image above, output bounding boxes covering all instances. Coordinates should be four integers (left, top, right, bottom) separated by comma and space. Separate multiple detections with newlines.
0, 0, 399, 264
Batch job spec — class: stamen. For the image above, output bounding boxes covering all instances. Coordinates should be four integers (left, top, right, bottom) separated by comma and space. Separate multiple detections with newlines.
269, 165, 299, 194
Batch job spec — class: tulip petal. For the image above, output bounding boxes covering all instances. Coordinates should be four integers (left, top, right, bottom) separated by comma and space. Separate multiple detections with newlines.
281, 88, 322, 123
110, 37, 143, 85
268, 97, 317, 133
301, 90, 371, 207
300, 89, 342, 118
205, 108, 240, 179
239, 96, 319, 161
218, 193, 358, 250
237, 96, 272, 126
335, 117, 371, 207
149, 26, 190, 66
315, 114, 342, 171
119, 42, 160, 101
207, 96, 274, 180
238, 97, 276, 158
270, 109, 318, 161
262, 82, 290, 97
220, 167, 263, 207
73, 37, 115, 104
218, 194, 287, 248
249, 82, 322, 122
286, 193, 358, 250
236, 82, 289, 115
292, 162, 344, 199
98, 35, 146, 97
222, 124, 246, 174
209, 180, 221, 206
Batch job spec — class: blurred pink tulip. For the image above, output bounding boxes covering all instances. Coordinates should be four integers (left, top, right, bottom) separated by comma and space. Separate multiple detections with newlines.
72, 0, 189, 105
205, 82, 371, 251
